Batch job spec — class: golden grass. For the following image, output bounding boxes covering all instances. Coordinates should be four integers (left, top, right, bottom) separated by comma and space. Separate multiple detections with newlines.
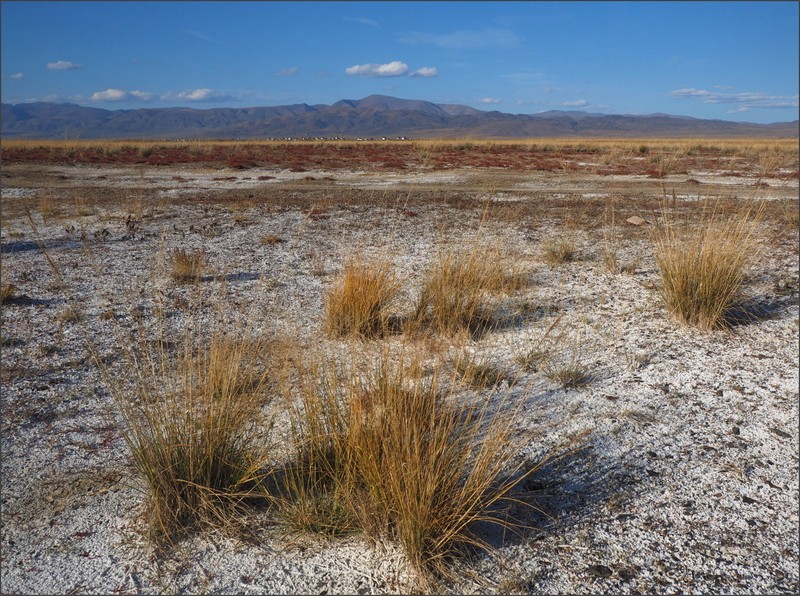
170, 248, 206, 283
96, 321, 274, 543
3, 137, 797, 157
652, 201, 764, 330
412, 240, 521, 335
275, 346, 535, 586
1, 282, 16, 304
541, 238, 577, 265
324, 256, 401, 338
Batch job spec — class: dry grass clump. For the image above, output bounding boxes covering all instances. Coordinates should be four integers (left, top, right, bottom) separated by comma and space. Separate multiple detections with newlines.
170, 248, 206, 283
452, 350, 514, 390
275, 347, 533, 586
97, 322, 274, 543
1, 282, 16, 304
543, 358, 593, 389
324, 256, 401, 338
541, 238, 577, 265
652, 202, 763, 330
412, 243, 517, 335
57, 305, 84, 324
260, 234, 283, 245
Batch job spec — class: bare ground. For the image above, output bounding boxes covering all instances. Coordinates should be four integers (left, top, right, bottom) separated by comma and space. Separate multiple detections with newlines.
1, 156, 798, 594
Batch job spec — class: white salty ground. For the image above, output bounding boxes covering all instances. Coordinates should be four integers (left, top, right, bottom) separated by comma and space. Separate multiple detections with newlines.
1, 163, 798, 594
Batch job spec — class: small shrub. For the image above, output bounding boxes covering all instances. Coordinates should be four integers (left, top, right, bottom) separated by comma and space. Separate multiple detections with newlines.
324, 256, 400, 338
602, 247, 619, 274
602, 201, 620, 273
38, 195, 58, 220
652, 203, 763, 330
514, 346, 551, 373
170, 248, 206, 283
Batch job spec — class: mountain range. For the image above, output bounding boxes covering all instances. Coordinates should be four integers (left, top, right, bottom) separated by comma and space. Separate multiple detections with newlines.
2, 95, 797, 139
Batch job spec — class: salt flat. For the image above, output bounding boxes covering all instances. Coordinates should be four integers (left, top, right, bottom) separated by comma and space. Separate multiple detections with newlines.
1, 151, 798, 594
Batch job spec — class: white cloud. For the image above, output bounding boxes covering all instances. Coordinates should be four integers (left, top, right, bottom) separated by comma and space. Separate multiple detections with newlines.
409, 66, 439, 78
560, 99, 588, 107
343, 17, 379, 27
47, 60, 82, 70
514, 99, 541, 106
670, 88, 799, 109
400, 28, 519, 49
10, 73, 23, 80
479, 97, 501, 104
169, 88, 236, 102
345, 61, 409, 77
275, 67, 300, 77
90, 88, 155, 102
186, 29, 217, 43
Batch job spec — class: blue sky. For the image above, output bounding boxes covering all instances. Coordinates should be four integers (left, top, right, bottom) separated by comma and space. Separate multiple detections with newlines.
2, 1, 798, 123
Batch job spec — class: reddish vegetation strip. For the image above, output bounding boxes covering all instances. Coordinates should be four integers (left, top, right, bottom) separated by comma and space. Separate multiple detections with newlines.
1, 142, 798, 178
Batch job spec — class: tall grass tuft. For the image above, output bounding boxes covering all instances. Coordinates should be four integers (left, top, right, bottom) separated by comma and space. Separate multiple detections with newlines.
412, 242, 518, 335
1, 282, 16, 304
652, 202, 763, 330
324, 256, 400, 338
170, 248, 206, 283
97, 321, 274, 543
271, 353, 358, 537
275, 347, 534, 586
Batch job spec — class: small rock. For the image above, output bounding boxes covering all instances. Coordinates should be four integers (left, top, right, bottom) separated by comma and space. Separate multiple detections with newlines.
770, 427, 791, 439
618, 567, 637, 581
626, 216, 645, 226
586, 564, 613, 578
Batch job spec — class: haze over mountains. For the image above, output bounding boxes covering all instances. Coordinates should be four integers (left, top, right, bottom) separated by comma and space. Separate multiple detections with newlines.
2, 95, 797, 139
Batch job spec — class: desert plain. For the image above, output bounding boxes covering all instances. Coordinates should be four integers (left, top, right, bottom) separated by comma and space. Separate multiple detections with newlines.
0, 138, 798, 594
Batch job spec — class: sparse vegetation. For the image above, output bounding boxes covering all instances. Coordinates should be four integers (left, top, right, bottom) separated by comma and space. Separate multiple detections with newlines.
452, 350, 513, 390
57, 305, 83, 323
543, 357, 593, 389
2, 135, 796, 594
260, 234, 283, 245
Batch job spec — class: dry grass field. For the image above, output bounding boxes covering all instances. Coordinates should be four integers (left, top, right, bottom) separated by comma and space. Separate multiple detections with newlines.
1, 139, 798, 594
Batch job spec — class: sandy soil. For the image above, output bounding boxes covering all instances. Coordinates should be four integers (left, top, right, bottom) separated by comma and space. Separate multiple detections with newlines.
1, 158, 798, 594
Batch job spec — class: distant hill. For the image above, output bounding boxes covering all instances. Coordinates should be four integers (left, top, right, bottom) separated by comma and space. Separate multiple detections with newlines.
2, 94, 797, 139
